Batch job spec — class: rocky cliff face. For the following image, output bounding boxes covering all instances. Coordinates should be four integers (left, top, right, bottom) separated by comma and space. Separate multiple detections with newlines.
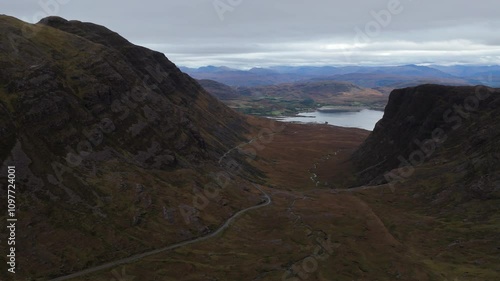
346, 86, 500, 281
1, 16, 248, 163
353, 84, 500, 197
0, 16, 259, 279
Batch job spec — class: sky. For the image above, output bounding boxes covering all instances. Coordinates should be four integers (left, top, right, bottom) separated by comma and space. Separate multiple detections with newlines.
4, 0, 500, 68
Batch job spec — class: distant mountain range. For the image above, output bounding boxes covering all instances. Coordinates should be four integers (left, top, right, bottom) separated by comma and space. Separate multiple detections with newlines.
181, 64, 500, 88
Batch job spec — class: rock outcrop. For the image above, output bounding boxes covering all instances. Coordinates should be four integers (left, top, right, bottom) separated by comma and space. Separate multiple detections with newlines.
353, 84, 500, 195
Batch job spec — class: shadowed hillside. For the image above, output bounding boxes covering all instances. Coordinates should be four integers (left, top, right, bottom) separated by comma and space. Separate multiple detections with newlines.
354, 84, 500, 188
0, 15, 263, 279
349, 85, 500, 280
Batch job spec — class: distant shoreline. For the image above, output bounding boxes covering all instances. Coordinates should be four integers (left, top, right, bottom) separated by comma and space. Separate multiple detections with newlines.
317, 106, 365, 113
318, 106, 385, 113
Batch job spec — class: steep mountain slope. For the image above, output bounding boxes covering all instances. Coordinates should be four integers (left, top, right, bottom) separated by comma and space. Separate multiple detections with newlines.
350, 84, 500, 280
0, 15, 262, 279
353, 84, 500, 187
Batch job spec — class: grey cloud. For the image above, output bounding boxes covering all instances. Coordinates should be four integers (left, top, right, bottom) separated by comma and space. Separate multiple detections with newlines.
4, 0, 500, 67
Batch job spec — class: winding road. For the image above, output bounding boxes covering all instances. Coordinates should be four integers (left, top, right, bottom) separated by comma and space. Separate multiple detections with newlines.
49, 185, 271, 281
218, 132, 279, 164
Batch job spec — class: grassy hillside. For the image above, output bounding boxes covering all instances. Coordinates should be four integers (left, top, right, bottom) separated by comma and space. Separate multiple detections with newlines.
200, 79, 387, 116
0, 15, 260, 280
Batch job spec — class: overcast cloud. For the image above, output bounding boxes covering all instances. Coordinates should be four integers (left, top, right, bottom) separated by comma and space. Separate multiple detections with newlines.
4, 0, 500, 68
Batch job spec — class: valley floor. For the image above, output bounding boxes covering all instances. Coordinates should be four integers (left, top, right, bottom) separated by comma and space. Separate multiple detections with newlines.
63, 117, 498, 281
